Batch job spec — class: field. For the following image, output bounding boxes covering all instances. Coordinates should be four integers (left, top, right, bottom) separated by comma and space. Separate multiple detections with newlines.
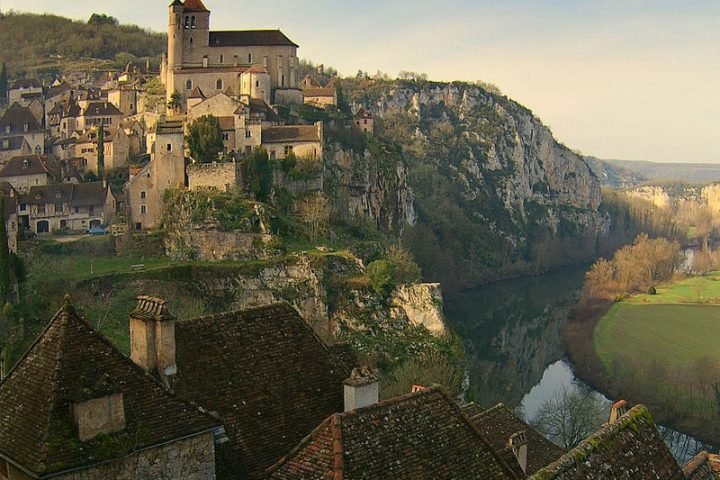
594, 273, 720, 372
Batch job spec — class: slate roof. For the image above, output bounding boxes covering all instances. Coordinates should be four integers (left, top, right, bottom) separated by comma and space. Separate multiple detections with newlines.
9, 78, 41, 90
82, 101, 123, 117
22, 181, 111, 207
464, 403, 565, 476
262, 125, 320, 144
0, 136, 29, 152
168, 303, 351, 480
63, 104, 81, 119
0, 103, 44, 135
188, 86, 206, 99
0, 302, 221, 477
267, 387, 518, 480
528, 405, 684, 480
248, 98, 279, 121
209, 30, 298, 48
684, 452, 720, 480
0, 155, 60, 179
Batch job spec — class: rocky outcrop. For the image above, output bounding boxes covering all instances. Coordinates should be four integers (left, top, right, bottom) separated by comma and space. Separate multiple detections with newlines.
325, 143, 416, 232
391, 283, 446, 335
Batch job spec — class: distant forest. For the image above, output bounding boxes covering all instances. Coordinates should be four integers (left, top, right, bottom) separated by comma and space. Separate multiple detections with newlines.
0, 11, 165, 78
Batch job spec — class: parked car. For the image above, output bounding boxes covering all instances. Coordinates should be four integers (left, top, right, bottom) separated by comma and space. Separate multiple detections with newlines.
87, 226, 109, 236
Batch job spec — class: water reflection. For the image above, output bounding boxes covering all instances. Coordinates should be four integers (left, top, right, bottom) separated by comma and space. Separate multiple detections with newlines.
445, 269, 714, 464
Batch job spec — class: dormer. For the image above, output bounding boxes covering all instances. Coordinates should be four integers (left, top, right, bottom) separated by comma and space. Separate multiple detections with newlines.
22, 158, 29, 169
23, 123, 28, 132
73, 392, 126, 442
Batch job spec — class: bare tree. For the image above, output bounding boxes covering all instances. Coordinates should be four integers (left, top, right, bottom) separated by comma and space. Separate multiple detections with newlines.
296, 193, 330, 243
531, 386, 608, 449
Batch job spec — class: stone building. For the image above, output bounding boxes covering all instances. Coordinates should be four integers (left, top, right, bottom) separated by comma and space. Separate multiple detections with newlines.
71, 127, 131, 173
0, 300, 222, 480
125, 118, 185, 230
262, 122, 323, 161
0, 103, 45, 158
162, 0, 302, 106
299, 75, 336, 107
0, 155, 61, 193
187, 161, 242, 191
77, 101, 124, 132
107, 86, 138, 117
18, 181, 116, 234
354, 107, 374, 135
7, 79, 43, 112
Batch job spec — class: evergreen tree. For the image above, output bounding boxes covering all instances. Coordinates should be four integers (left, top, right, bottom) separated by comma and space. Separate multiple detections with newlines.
247, 148, 273, 203
186, 115, 224, 164
336, 85, 351, 115
0, 197, 11, 303
0, 63, 7, 100
96, 124, 105, 180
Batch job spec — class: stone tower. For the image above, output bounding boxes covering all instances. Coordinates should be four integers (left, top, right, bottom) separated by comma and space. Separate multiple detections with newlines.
181, 0, 211, 51
168, 0, 184, 71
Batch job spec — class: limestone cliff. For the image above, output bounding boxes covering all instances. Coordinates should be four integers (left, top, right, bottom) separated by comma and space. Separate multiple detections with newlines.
342, 79, 607, 289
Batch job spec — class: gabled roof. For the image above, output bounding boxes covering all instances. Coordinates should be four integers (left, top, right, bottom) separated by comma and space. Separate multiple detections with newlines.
183, 0, 209, 12
267, 387, 518, 480
528, 405, 684, 480
0, 136, 30, 152
248, 98, 278, 121
684, 452, 720, 480
464, 403, 565, 476
262, 125, 320, 144
82, 101, 123, 117
0, 301, 220, 477
188, 86, 206, 99
168, 304, 351, 480
0, 103, 44, 134
63, 104, 81, 119
303, 87, 335, 98
209, 30, 298, 48
22, 182, 111, 207
9, 78, 41, 90
0, 155, 60, 179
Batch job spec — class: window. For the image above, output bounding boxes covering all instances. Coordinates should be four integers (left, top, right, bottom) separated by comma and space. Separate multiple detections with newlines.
186, 79, 193, 90
19, 203, 26, 212
245, 130, 252, 139
184, 16, 189, 28
23, 123, 28, 132
74, 206, 79, 214
255, 80, 259, 88
219, 54, 224, 64
89, 206, 95, 216
189, 36, 193, 44
140, 205, 147, 215
1, 140, 8, 149
4, 126, 9, 133
140, 191, 146, 200
263, 56, 268, 67
269, 150, 276, 160
38, 205, 46, 215
222, 132, 229, 141
190, 15, 196, 28
167, 143, 172, 152
55, 203, 63, 214
248, 53, 252, 63
203, 56, 209, 68
216, 79, 223, 90
281, 74, 285, 87
284, 145, 293, 156
234, 55, 238, 66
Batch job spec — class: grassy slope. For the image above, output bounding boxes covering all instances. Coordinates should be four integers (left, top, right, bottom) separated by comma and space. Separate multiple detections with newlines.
594, 273, 720, 371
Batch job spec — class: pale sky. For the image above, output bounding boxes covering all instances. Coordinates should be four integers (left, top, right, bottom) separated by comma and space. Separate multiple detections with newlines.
1, 0, 719, 163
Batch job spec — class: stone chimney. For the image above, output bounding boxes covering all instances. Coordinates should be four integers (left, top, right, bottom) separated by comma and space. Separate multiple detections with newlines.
508, 431, 528, 474
129, 295, 177, 377
343, 366, 378, 412
608, 399, 628, 424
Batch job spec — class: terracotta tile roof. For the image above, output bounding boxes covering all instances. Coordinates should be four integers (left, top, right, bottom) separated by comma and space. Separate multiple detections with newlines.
355, 107, 372, 119
528, 405, 684, 480
209, 30, 298, 48
82, 101, 123, 117
188, 86, 206, 99
684, 452, 720, 480
465, 403, 565, 476
0, 302, 221, 477
303, 87, 335, 98
183, 0, 209, 12
168, 303, 351, 480
153, 118, 185, 135
262, 125, 320, 144
267, 387, 518, 480
0, 103, 44, 135
0, 155, 60, 179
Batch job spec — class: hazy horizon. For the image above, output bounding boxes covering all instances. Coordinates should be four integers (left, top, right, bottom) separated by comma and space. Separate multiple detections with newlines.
1, 0, 718, 164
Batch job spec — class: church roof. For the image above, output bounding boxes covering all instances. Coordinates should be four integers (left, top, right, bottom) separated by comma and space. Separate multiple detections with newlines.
209, 30, 299, 48
168, 303, 351, 480
464, 403, 565, 476
266, 387, 518, 480
182, 0, 209, 12
528, 405, 683, 480
0, 302, 220, 477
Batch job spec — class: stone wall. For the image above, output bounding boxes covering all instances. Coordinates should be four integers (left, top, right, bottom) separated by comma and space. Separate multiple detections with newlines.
188, 162, 242, 192
55, 431, 215, 480
165, 228, 276, 261
390, 283, 446, 335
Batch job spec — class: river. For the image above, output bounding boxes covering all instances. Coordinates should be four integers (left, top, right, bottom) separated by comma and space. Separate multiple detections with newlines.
444, 268, 712, 464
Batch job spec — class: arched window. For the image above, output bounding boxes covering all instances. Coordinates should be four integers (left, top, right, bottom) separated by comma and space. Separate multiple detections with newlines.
184, 16, 189, 28
34, 145, 41, 154
219, 54, 224, 64
191, 16, 196, 28
216, 79, 223, 90
186, 79, 193, 90
189, 36, 193, 44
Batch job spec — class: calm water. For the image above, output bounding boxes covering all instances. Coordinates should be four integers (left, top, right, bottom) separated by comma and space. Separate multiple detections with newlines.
444, 268, 712, 464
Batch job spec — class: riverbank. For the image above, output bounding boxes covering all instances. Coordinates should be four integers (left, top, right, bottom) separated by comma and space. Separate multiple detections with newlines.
564, 274, 720, 446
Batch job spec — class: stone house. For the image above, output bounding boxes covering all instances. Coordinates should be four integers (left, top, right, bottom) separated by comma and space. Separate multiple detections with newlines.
162, 0, 301, 105
77, 102, 124, 132
18, 181, 116, 233
107, 86, 138, 117
0, 136, 32, 164
0, 155, 61, 193
125, 118, 185, 231
261, 122, 323, 160
0, 103, 45, 157
59, 104, 82, 140
71, 127, 131, 173
300, 75, 337, 107
0, 301, 222, 480
7, 79, 43, 110
354, 107, 374, 135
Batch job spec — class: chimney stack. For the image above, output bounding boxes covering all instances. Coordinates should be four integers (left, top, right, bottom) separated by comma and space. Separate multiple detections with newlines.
343, 366, 378, 412
608, 399, 628, 424
129, 295, 177, 377
509, 431, 528, 474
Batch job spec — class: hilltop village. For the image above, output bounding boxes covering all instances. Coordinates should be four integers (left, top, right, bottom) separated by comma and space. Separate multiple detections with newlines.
0, 1, 718, 479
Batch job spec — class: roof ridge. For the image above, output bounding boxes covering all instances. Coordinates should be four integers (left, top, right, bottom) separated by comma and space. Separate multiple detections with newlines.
331, 413, 344, 480
437, 388, 520, 479
263, 415, 335, 477
472, 402, 506, 419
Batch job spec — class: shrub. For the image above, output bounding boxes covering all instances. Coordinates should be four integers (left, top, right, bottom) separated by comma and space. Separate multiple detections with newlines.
367, 260, 394, 297
648, 286, 657, 295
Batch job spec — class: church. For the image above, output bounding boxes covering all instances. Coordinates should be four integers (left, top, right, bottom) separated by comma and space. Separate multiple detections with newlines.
160, 0, 302, 107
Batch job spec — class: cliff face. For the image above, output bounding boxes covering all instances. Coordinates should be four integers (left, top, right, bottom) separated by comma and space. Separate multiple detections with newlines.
342, 80, 607, 289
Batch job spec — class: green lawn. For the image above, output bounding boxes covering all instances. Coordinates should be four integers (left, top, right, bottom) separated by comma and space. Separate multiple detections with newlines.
625, 272, 720, 305
595, 303, 720, 371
